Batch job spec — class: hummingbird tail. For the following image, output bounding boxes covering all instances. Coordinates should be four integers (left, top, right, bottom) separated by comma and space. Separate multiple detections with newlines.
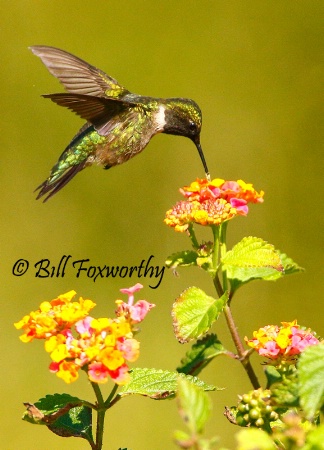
35, 161, 87, 202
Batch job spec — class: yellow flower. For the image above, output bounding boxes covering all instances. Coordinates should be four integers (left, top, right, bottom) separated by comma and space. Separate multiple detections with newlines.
99, 348, 125, 371
14, 291, 96, 341
55, 361, 79, 384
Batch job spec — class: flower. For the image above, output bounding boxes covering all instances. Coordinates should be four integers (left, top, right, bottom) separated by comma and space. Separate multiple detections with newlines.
15, 285, 153, 384
14, 291, 96, 342
165, 178, 264, 232
245, 320, 319, 362
116, 283, 155, 324
180, 178, 264, 204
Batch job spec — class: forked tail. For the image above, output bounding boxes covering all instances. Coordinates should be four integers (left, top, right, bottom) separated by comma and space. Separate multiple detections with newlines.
35, 161, 87, 202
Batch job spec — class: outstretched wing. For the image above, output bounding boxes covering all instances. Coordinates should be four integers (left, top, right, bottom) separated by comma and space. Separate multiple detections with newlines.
30, 45, 130, 99
43, 92, 141, 135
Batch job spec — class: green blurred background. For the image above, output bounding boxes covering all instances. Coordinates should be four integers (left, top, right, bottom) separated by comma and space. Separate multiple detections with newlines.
1, 1, 323, 448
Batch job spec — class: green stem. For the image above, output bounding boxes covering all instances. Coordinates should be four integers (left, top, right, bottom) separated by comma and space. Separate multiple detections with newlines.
211, 225, 221, 271
91, 382, 106, 450
104, 383, 119, 408
211, 225, 224, 298
219, 223, 228, 292
213, 275, 223, 298
188, 223, 199, 249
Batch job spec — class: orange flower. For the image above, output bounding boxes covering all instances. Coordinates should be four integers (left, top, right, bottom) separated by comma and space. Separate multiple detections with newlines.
15, 285, 153, 385
165, 178, 264, 232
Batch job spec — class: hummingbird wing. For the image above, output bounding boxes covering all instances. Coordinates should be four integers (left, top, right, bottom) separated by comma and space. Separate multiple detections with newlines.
30, 46, 130, 99
43, 93, 142, 136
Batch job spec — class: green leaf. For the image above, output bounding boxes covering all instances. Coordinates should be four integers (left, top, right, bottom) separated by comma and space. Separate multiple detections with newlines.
165, 250, 198, 269
48, 405, 92, 440
223, 236, 283, 272
177, 334, 227, 376
222, 237, 283, 286
264, 366, 282, 388
23, 393, 84, 417
223, 239, 303, 289
22, 393, 92, 442
119, 368, 216, 399
260, 252, 304, 281
278, 252, 304, 276
235, 428, 276, 449
177, 377, 212, 434
172, 287, 228, 343
298, 342, 324, 419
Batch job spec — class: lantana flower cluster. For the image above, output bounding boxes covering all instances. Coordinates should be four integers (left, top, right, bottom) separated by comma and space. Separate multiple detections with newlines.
245, 320, 319, 363
14, 284, 154, 384
164, 178, 264, 232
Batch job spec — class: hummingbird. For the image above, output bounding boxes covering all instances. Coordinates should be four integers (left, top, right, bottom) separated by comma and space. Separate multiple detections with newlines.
30, 46, 210, 201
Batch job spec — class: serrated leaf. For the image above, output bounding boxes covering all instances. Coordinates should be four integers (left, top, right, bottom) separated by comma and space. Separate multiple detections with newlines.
26, 393, 84, 416
229, 249, 304, 287
230, 266, 284, 284
177, 377, 212, 434
172, 287, 228, 343
177, 334, 227, 376
119, 368, 216, 399
277, 252, 304, 276
222, 237, 283, 286
236, 428, 276, 449
298, 342, 324, 419
22, 393, 92, 442
165, 250, 198, 269
223, 236, 283, 271
48, 405, 92, 440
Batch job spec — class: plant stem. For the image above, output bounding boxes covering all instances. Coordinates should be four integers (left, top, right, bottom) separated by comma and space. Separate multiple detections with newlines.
214, 222, 260, 389
211, 225, 220, 270
188, 223, 199, 249
104, 383, 119, 408
219, 223, 228, 292
91, 382, 106, 450
223, 304, 260, 389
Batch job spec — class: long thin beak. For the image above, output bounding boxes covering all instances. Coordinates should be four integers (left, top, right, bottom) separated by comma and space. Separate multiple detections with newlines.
194, 138, 210, 181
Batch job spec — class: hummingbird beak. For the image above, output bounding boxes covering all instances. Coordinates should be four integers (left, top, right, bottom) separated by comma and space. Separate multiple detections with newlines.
193, 137, 210, 181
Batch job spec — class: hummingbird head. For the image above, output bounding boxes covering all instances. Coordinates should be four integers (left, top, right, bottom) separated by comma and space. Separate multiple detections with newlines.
163, 98, 210, 179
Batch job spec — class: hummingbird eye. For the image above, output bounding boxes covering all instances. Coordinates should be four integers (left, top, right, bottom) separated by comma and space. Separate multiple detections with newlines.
189, 121, 198, 134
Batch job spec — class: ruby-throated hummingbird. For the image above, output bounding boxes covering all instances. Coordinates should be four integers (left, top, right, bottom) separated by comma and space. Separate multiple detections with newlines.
30, 46, 210, 201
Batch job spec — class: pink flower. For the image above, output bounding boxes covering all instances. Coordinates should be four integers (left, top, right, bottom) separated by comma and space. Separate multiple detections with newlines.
75, 316, 94, 335
116, 284, 155, 324
129, 300, 155, 323
230, 198, 249, 215
258, 340, 280, 358
117, 338, 140, 362
88, 362, 110, 383
246, 320, 320, 363
120, 283, 144, 306
108, 363, 130, 385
